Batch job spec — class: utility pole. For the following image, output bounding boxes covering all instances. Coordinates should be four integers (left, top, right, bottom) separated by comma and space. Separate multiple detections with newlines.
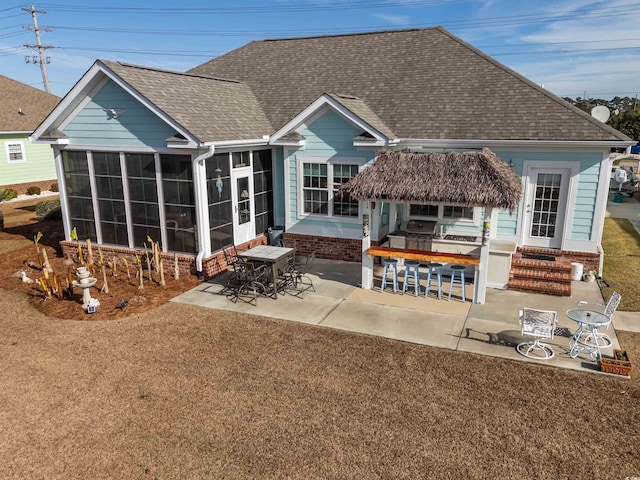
22, 4, 54, 93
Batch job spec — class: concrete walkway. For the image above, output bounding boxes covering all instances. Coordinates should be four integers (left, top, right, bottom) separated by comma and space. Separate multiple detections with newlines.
172, 259, 627, 376
171, 196, 638, 375
605, 194, 640, 236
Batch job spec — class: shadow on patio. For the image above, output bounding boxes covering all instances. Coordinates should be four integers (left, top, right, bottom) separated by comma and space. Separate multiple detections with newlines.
171, 259, 623, 376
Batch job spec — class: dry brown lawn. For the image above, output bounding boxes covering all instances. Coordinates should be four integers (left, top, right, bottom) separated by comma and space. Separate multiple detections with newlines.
601, 218, 640, 311
1, 198, 640, 479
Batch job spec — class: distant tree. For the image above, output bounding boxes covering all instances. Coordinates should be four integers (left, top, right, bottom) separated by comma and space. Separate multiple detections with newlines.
610, 110, 640, 140
562, 96, 640, 140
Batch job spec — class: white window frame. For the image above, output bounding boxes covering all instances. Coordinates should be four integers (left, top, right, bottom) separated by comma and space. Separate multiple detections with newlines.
5, 141, 27, 164
408, 203, 480, 226
296, 156, 365, 222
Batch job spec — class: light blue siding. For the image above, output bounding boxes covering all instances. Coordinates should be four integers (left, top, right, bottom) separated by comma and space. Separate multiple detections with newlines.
493, 150, 603, 240
63, 80, 177, 147
273, 147, 285, 222
289, 109, 374, 230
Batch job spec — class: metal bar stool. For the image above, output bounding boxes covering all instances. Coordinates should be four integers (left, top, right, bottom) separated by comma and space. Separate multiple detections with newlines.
380, 259, 398, 293
425, 262, 443, 299
402, 261, 420, 296
448, 264, 466, 302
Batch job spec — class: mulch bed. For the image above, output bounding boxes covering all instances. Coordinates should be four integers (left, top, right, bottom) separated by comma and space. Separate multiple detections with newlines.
0, 219, 202, 321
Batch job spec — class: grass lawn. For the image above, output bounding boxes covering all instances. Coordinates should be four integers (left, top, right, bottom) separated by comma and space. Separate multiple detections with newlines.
601, 217, 640, 310
1, 198, 639, 479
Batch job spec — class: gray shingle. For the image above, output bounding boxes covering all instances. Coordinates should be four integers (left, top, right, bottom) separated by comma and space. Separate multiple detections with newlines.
101, 61, 272, 142
0, 74, 59, 132
189, 27, 629, 142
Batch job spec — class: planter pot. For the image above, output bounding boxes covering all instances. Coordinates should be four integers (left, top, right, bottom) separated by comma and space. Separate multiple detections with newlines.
600, 349, 632, 377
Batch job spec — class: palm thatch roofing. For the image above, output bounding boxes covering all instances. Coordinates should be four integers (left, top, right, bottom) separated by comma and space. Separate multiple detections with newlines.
341, 148, 522, 212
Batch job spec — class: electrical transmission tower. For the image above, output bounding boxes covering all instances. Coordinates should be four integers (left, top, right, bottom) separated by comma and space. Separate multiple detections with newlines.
22, 4, 55, 93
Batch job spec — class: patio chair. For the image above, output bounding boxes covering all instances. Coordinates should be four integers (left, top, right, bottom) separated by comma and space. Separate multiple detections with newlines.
282, 251, 316, 297
226, 259, 268, 306
516, 308, 558, 360
223, 246, 241, 269
576, 291, 621, 348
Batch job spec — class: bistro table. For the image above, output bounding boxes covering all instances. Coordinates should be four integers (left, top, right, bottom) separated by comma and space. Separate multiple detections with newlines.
566, 308, 611, 361
238, 245, 295, 299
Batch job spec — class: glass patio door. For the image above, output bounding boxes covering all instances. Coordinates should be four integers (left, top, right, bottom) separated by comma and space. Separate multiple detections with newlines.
231, 169, 254, 245
523, 167, 569, 249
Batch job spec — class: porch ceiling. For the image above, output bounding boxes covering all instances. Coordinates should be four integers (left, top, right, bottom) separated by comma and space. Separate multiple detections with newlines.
341, 148, 522, 212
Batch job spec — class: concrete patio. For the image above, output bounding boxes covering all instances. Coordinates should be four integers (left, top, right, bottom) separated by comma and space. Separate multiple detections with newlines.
172, 258, 638, 376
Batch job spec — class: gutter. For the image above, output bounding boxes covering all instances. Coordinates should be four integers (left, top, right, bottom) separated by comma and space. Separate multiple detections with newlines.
395, 138, 635, 149
193, 145, 215, 276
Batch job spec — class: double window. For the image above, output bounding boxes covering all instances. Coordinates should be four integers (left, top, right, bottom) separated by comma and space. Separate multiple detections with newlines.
299, 158, 361, 218
5, 142, 26, 163
409, 203, 476, 223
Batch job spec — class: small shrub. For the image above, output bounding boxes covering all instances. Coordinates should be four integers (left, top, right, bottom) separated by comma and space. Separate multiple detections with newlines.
1, 189, 17, 201
35, 199, 62, 220
27, 186, 41, 195
50, 182, 59, 192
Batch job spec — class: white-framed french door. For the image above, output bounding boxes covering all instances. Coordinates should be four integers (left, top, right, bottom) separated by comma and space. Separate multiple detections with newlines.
231, 167, 254, 245
522, 166, 571, 249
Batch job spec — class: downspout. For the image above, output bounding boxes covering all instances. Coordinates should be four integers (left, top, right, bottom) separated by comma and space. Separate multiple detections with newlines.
597, 243, 605, 278
193, 145, 215, 276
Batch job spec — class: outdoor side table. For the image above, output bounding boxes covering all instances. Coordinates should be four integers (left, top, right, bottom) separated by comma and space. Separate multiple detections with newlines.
566, 308, 611, 361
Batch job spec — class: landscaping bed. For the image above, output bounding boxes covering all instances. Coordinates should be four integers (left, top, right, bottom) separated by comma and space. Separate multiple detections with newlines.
0, 199, 201, 321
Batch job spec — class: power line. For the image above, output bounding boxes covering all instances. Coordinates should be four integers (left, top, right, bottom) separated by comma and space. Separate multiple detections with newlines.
37, 0, 466, 14
37, 4, 640, 37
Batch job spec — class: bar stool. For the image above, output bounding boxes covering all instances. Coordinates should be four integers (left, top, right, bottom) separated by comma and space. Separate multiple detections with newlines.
425, 262, 443, 299
380, 259, 398, 293
448, 264, 466, 302
402, 261, 420, 296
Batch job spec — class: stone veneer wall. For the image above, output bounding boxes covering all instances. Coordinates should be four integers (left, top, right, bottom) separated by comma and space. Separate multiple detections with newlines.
282, 232, 362, 262
60, 235, 268, 279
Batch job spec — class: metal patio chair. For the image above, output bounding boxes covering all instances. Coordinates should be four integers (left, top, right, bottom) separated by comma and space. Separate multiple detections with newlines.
226, 259, 268, 306
576, 291, 621, 348
282, 251, 316, 297
516, 308, 558, 360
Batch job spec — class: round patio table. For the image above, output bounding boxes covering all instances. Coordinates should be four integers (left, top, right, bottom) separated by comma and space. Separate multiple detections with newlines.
566, 308, 610, 361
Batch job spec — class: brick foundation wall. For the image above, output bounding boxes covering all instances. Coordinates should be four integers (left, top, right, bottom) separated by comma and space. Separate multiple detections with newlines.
517, 246, 600, 272
282, 232, 362, 262
1, 179, 57, 195
60, 235, 268, 279
201, 236, 267, 277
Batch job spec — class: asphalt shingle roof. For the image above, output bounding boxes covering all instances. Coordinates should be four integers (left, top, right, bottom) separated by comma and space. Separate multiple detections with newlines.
100, 60, 273, 142
189, 27, 629, 142
0, 74, 59, 132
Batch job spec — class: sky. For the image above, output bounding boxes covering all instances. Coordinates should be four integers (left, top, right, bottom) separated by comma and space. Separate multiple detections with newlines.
1, 0, 639, 101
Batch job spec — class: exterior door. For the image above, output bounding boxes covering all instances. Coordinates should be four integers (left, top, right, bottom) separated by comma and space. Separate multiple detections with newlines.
523, 167, 570, 249
231, 169, 254, 245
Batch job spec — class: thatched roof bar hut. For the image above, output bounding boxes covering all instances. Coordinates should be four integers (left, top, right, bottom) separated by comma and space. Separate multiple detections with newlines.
341, 148, 522, 213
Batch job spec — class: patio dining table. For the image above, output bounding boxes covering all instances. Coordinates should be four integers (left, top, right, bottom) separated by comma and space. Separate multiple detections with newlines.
238, 245, 295, 299
566, 308, 610, 361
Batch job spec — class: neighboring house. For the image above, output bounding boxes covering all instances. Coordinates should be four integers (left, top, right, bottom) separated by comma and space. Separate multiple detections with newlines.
31, 27, 633, 301
0, 74, 60, 193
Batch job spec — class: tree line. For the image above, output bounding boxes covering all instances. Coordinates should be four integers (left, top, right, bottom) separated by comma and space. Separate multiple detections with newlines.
562, 96, 640, 140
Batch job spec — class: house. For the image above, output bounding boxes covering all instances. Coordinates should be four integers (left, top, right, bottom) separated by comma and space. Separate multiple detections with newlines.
0, 74, 60, 193
30, 27, 633, 302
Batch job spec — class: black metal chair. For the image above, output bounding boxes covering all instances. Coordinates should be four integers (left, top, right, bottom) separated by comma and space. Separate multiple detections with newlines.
282, 251, 316, 297
226, 259, 268, 306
